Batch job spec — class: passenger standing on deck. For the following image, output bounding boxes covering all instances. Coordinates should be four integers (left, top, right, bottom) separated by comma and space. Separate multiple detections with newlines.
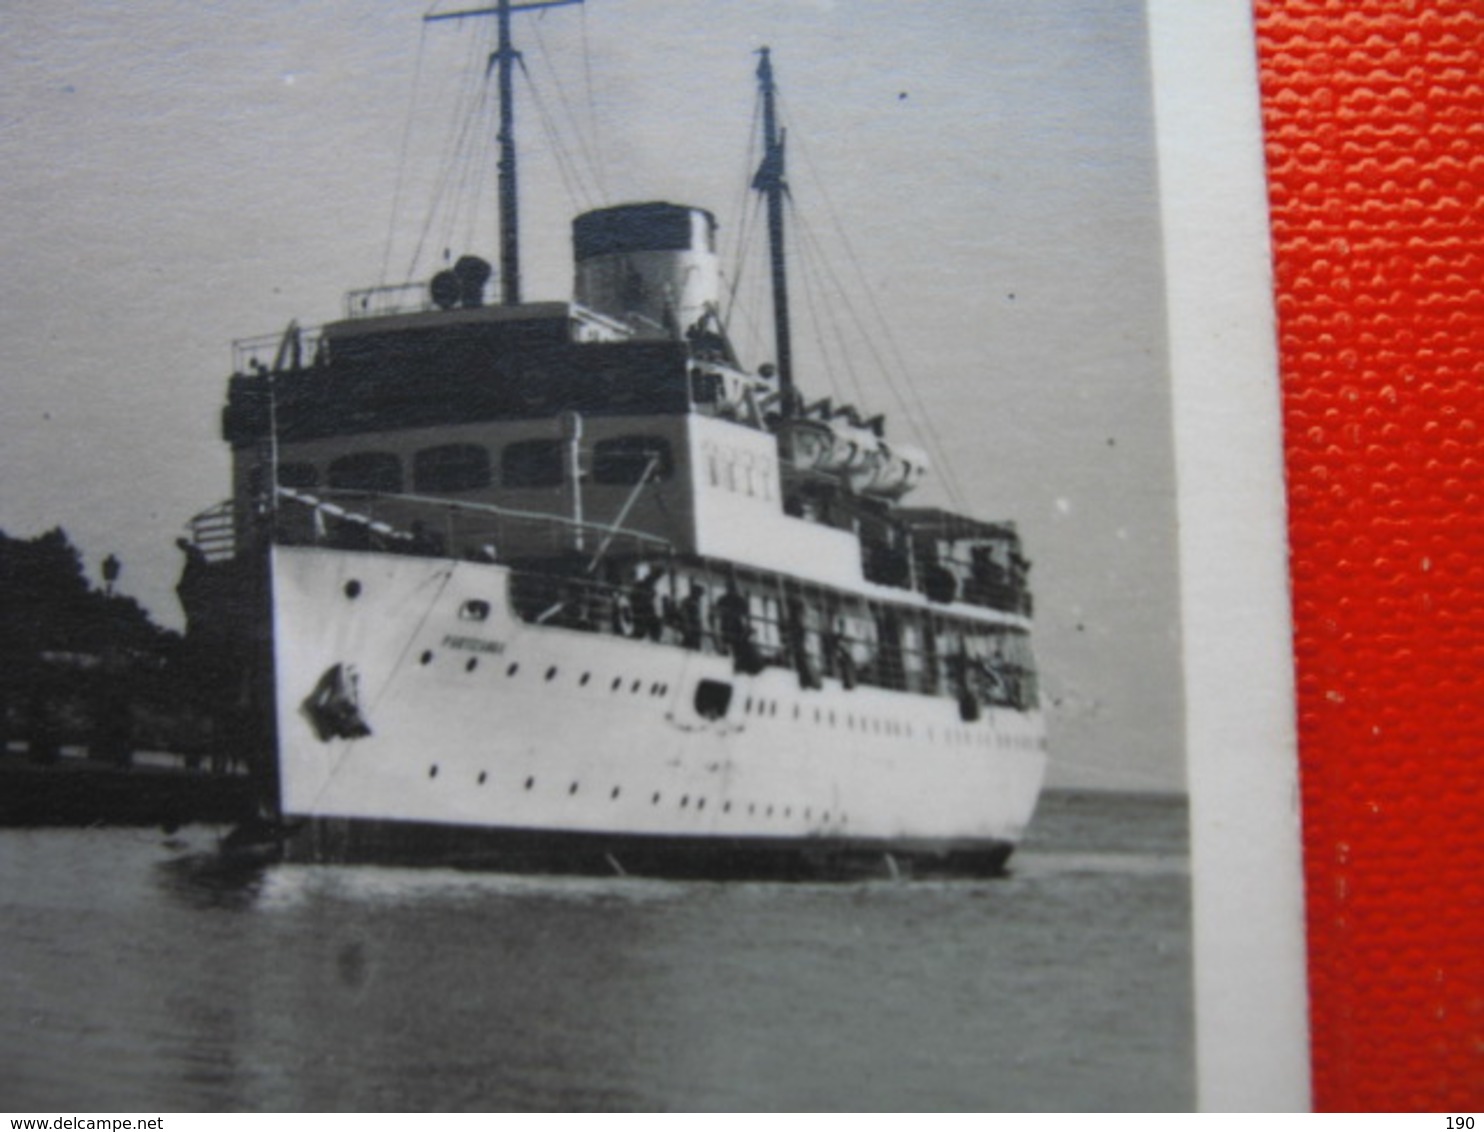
679, 583, 706, 649
784, 596, 819, 688
632, 564, 664, 641
716, 582, 760, 673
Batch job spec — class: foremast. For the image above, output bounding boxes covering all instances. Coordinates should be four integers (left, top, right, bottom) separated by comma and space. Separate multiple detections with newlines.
425, 0, 585, 307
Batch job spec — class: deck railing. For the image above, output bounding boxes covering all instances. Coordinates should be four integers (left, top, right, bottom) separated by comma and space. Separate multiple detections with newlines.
183, 488, 1038, 712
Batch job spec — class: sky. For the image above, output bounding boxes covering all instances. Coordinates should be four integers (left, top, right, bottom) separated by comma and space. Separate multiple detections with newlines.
0, 0, 1180, 792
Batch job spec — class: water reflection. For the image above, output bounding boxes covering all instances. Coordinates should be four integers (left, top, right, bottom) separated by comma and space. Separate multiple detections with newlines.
154, 850, 270, 913
4, 793, 1192, 1110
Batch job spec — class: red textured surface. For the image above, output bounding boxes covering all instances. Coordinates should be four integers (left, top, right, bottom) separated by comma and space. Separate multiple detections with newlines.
1254, 1, 1484, 1111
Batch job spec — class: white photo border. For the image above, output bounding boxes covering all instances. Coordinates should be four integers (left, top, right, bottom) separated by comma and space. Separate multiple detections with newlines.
1149, 0, 1311, 1110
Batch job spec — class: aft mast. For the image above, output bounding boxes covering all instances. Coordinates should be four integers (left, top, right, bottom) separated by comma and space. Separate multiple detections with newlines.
753, 47, 796, 411
425, 0, 585, 306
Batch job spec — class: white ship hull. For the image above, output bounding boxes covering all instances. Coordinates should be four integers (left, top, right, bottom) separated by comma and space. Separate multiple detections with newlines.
271, 545, 1047, 878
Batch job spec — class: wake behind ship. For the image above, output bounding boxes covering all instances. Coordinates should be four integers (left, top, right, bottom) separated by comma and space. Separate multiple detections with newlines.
179, 1, 1047, 879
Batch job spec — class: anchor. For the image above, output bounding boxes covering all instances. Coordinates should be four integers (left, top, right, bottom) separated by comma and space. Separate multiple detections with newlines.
302, 663, 373, 742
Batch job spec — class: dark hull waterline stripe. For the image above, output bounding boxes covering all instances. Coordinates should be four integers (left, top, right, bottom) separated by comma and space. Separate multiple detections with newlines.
276, 814, 1016, 881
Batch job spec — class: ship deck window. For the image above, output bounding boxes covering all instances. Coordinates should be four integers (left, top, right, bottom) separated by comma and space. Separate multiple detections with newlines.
501, 439, 564, 487
328, 452, 403, 493
414, 444, 492, 493
593, 436, 673, 484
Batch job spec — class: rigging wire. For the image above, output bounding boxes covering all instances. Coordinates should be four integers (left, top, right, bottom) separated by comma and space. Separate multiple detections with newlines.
379, 20, 434, 287
723, 93, 764, 344
789, 211, 857, 407
792, 200, 969, 509
528, 15, 607, 206
577, 2, 611, 202
408, 28, 496, 279
723, 191, 760, 334
724, 196, 770, 366
453, 77, 499, 259
397, 12, 612, 294
727, 91, 763, 268
518, 55, 598, 216
776, 90, 971, 509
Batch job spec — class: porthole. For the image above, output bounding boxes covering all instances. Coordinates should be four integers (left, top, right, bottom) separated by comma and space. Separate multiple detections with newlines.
766, 805, 774, 817
822, 810, 830, 822
631, 679, 642, 694
465, 658, 478, 673
344, 580, 362, 599
748, 803, 756, 815
723, 802, 732, 813
507, 662, 520, 677
650, 682, 663, 696
568, 781, 579, 795
612, 677, 623, 692
459, 599, 490, 622
680, 795, 689, 808
580, 672, 591, 686
524, 776, 535, 790
546, 666, 558, 681
804, 808, 811, 819
420, 650, 434, 665
651, 792, 661, 805
428, 765, 439, 778
784, 807, 792, 818
477, 771, 487, 785
697, 798, 706, 811
610, 786, 621, 800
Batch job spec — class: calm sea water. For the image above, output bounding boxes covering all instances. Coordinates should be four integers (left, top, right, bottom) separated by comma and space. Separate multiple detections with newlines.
0, 789, 1191, 1112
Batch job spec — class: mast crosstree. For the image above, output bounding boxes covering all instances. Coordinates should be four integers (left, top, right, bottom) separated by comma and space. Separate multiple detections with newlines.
425, 0, 585, 306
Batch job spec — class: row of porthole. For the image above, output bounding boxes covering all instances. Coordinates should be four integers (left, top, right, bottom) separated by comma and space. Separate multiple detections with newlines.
749, 697, 1005, 749
423, 764, 847, 827
739, 694, 1036, 750
414, 647, 1023, 749
416, 650, 671, 699
349, 580, 1033, 747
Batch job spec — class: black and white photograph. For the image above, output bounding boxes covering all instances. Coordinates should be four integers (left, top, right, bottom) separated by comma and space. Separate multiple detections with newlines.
0, 0, 1306, 1112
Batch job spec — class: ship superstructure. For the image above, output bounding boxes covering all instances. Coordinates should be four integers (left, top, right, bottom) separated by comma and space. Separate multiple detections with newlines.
182, 2, 1046, 878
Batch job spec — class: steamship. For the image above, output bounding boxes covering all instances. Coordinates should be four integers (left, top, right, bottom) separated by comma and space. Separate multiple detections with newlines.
180, 2, 1047, 878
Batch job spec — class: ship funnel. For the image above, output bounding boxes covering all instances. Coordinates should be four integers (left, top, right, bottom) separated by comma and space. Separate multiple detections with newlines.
573, 203, 720, 339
